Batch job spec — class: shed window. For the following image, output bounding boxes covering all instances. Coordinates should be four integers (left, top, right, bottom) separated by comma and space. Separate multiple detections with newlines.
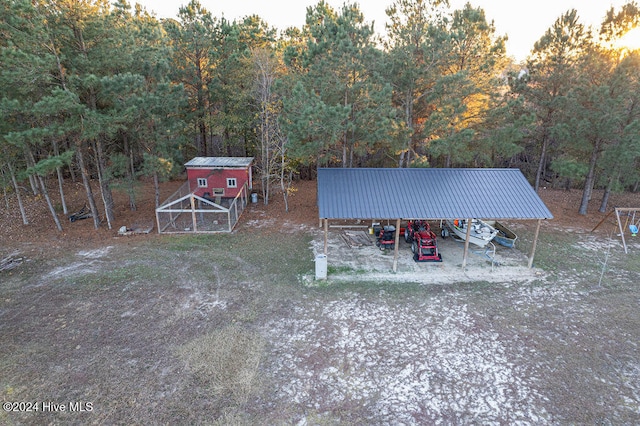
212, 188, 224, 196
227, 178, 237, 188
197, 178, 207, 188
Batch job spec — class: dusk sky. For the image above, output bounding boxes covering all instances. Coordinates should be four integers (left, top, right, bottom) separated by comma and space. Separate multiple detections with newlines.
133, 0, 638, 61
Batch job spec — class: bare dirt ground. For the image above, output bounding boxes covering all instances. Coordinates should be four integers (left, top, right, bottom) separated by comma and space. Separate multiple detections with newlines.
1, 177, 640, 424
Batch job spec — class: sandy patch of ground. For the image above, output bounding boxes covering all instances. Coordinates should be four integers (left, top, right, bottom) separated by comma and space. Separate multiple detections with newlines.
265, 293, 549, 423
44, 245, 115, 280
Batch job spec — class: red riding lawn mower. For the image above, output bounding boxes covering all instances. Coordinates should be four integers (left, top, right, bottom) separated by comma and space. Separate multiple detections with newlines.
374, 224, 396, 251
404, 220, 443, 262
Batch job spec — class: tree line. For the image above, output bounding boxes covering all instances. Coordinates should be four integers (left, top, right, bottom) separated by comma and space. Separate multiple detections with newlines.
1, 0, 639, 231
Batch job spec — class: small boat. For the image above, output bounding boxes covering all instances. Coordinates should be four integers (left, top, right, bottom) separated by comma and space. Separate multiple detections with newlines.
444, 218, 499, 248
484, 220, 518, 248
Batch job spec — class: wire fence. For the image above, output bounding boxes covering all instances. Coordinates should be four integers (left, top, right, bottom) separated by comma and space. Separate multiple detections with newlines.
156, 183, 249, 234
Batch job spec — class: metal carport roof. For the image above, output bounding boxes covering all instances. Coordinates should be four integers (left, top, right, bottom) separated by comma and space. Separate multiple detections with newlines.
317, 168, 553, 220
317, 168, 553, 271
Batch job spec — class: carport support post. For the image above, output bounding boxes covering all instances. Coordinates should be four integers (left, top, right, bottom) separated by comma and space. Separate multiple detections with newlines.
324, 218, 328, 255
528, 219, 542, 268
461, 218, 473, 269
392, 218, 401, 272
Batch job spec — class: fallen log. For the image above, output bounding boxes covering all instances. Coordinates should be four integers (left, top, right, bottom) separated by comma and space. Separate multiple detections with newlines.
1, 251, 23, 272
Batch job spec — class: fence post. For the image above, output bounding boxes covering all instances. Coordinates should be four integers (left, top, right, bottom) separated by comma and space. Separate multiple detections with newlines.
190, 195, 197, 232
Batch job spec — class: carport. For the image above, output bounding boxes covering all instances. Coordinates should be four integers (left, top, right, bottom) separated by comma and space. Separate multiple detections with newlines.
317, 168, 554, 272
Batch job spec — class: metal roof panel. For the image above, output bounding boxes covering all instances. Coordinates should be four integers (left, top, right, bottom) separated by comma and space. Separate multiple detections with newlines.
185, 157, 254, 168
317, 168, 553, 220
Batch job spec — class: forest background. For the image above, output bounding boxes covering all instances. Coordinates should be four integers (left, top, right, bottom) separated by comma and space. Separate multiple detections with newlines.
1, 0, 639, 232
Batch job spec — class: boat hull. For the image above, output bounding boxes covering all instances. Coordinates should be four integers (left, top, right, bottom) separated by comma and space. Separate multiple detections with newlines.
486, 221, 518, 248
445, 219, 499, 248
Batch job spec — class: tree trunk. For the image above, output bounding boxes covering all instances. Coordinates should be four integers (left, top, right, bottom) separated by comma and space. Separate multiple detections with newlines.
399, 91, 414, 168
76, 24, 113, 228
123, 135, 137, 211
342, 143, 347, 168
349, 143, 354, 168
262, 174, 269, 206
578, 144, 600, 215
153, 171, 160, 209
28, 175, 38, 195
277, 134, 291, 212
534, 137, 549, 192
86, 88, 114, 228
280, 151, 288, 212
398, 150, 406, 168
599, 174, 616, 213
52, 139, 68, 215
128, 148, 136, 211
56, 165, 68, 215
68, 142, 77, 182
195, 50, 208, 157
93, 140, 114, 229
281, 168, 292, 213
8, 163, 28, 225
76, 145, 100, 229
261, 105, 270, 206
199, 120, 207, 156
36, 174, 63, 232
225, 130, 232, 157
25, 150, 39, 195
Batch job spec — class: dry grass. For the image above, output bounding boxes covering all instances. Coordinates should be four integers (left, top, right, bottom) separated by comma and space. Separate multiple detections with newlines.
177, 326, 266, 406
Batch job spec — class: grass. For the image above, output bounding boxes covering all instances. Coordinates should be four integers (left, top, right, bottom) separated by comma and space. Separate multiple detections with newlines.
327, 265, 353, 274
516, 225, 640, 284
177, 325, 266, 405
327, 265, 368, 276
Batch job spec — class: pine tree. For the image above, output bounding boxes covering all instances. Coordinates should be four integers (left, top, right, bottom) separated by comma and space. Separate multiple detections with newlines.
519, 10, 590, 191
283, 2, 400, 167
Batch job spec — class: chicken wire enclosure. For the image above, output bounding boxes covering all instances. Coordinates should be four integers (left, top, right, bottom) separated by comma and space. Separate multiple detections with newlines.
156, 182, 249, 233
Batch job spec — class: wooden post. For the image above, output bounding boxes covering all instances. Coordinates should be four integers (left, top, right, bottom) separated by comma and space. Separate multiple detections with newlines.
591, 209, 615, 232
528, 219, 542, 268
324, 218, 329, 255
616, 208, 628, 254
461, 218, 472, 269
392, 218, 401, 272
235, 199, 239, 222
190, 195, 198, 232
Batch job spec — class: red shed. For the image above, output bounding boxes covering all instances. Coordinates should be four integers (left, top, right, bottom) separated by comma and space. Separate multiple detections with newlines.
185, 157, 253, 198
